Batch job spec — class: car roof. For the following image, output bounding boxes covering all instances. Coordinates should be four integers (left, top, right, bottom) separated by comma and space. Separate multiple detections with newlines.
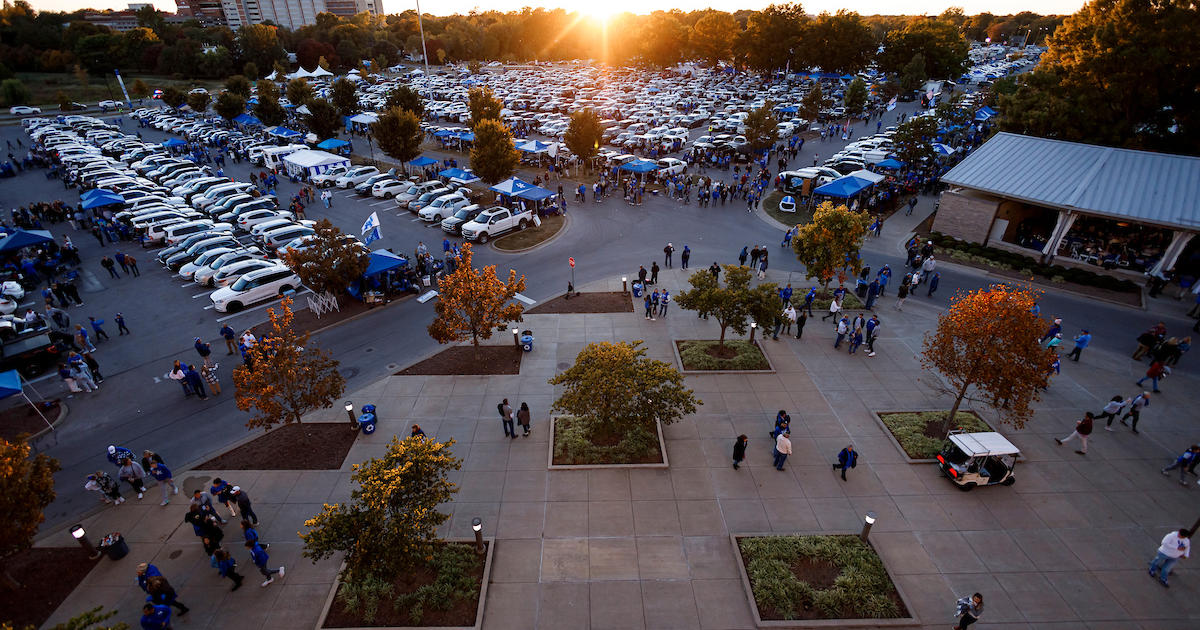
949, 432, 1019, 457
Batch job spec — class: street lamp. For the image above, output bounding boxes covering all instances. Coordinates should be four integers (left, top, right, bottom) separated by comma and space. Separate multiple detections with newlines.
859, 511, 877, 542
71, 524, 100, 559
344, 401, 357, 429
622, 276, 628, 292
512, 328, 520, 347
749, 321, 757, 342
471, 517, 484, 554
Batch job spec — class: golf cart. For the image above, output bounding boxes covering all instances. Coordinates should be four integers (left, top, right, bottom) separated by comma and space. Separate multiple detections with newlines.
936, 430, 1019, 491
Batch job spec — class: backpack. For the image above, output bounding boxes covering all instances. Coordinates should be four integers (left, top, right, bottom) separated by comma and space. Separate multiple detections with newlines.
497, 402, 505, 417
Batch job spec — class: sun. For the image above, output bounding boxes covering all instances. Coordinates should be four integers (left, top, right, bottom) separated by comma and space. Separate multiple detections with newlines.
578, 5, 628, 23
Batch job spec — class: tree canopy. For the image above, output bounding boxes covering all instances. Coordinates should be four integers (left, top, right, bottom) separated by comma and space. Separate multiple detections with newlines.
427, 243, 526, 355
303, 98, 343, 141
743, 104, 780, 154
674, 264, 753, 346
280, 219, 368, 295
371, 106, 423, 164
878, 17, 969, 79
791, 201, 872, 290
563, 108, 604, 167
469, 118, 520, 185
467, 86, 502, 130
0, 438, 60, 589
213, 92, 246, 122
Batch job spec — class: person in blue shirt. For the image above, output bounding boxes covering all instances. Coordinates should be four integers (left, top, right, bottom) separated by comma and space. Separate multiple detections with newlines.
140, 603, 171, 630
833, 445, 858, 481
135, 562, 162, 594
245, 541, 284, 586
779, 284, 793, 305
1068, 330, 1091, 362
213, 547, 244, 591
802, 287, 816, 317
107, 445, 134, 467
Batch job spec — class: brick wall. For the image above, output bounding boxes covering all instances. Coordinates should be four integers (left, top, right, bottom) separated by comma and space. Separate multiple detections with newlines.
932, 190, 999, 245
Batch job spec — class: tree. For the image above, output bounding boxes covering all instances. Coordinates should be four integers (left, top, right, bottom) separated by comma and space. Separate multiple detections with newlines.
224, 74, 251, 98
469, 118, 520, 185
690, 11, 738, 65
466, 86, 502, 130
371, 106, 423, 163
160, 86, 185, 109
384, 85, 423, 117
186, 90, 209, 113
0, 78, 29, 106
799, 83, 827, 124
743, 282, 783, 342
300, 435, 461, 585
281, 219, 368, 295
232, 297, 345, 431
330, 77, 358, 116
0, 438, 60, 589
549, 341, 699, 440
791, 201, 871, 290
920, 284, 1053, 435
899, 53, 926, 93
3, 606, 130, 630
892, 114, 940, 168
878, 17, 968, 79
563, 108, 603, 168
129, 78, 150, 100
242, 61, 259, 80
238, 23, 285, 72
742, 104, 779, 154
807, 11, 877, 75
997, 0, 1200, 154
285, 77, 313, 106
214, 91, 246, 122
843, 77, 868, 117
428, 243, 526, 356
253, 94, 286, 126
675, 264, 753, 347
736, 4, 806, 71
302, 98, 342, 141
639, 11, 687, 66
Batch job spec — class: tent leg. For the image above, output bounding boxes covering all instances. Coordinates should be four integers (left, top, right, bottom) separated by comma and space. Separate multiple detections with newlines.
19, 373, 45, 401
24, 392, 53, 431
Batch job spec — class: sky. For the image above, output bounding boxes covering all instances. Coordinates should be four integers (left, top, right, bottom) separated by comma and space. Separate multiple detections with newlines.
28, 0, 1088, 18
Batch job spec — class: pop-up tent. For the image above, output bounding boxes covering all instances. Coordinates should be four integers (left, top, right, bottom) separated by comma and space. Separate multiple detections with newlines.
282, 149, 351, 179
0, 369, 54, 432
875, 158, 905, 170
409, 156, 438, 167
364, 250, 408, 277
0, 229, 54, 254
162, 137, 187, 148
233, 113, 261, 126
514, 184, 555, 202
268, 126, 304, 139
349, 112, 379, 125
317, 138, 349, 151
619, 159, 659, 174
812, 174, 876, 199
81, 191, 125, 209
847, 169, 886, 185
490, 177, 536, 196
438, 167, 479, 184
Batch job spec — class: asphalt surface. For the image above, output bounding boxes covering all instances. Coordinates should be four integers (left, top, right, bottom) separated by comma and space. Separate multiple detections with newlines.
1, 98, 1193, 534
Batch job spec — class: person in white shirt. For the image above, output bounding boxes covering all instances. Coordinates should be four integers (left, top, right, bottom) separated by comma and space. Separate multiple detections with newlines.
1148, 528, 1191, 587
773, 430, 792, 471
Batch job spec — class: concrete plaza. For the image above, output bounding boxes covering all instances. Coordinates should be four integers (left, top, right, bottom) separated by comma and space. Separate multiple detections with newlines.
39, 259, 1200, 629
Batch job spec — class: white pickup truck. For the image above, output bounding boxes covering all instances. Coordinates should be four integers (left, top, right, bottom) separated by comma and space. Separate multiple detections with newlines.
459, 206, 534, 244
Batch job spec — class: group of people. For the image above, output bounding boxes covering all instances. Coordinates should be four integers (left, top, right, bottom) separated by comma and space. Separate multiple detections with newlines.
730, 411, 860, 481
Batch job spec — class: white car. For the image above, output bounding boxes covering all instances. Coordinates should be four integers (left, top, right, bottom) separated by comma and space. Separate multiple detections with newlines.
237, 209, 294, 231
657, 158, 686, 176
178, 246, 237, 281
211, 258, 277, 288
9, 106, 41, 115
372, 179, 408, 198
310, 164, 350, 187
418, 193, 471, 222
210, 265, 301, 312
98, 100, 121, 109
334, 166, 380, 189
194, 249, 266, 286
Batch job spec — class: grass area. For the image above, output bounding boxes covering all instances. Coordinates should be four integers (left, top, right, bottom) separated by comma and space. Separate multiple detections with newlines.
763, 190, 815, 228
552, 416, 663, 465
677, 339, 770, 371
738, 535, 907, 621
878, 410, 991, 459
12, 72, 222, 109
809, 289, 864, 312
492, 213, 565, 251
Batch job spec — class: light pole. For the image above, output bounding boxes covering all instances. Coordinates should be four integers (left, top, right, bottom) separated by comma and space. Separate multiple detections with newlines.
622, 276, 628, 293
344, 401, 357, 429
471, 517, 484, 554
512, 328, 520, 347
749, 322, 757, 342
71, 524, 101, 559
414, 0, 432, 94
859, 511, 877, 543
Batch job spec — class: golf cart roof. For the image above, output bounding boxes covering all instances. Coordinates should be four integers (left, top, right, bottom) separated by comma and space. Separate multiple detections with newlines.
949, 432, 1019, 457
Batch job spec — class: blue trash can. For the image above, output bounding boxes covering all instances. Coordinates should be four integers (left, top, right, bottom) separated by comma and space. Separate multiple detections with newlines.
632, 282, 643, 298
521, 334, 534, 352
358, 404, 377, 435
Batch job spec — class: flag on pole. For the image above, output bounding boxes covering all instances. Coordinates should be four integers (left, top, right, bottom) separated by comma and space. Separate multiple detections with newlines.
361, 211, 379, 236
886, 96, 897, 111
363, 226, 381, 245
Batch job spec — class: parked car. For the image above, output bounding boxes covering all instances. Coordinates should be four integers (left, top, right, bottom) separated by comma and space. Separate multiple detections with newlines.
9, 106, 41, 115
459, 206, 533, 243
334, 166, 380, 189
210, 265, 302, 312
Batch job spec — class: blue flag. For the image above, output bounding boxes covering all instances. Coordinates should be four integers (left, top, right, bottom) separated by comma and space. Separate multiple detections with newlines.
363, 226, 381, 245
361, 211, 379, 236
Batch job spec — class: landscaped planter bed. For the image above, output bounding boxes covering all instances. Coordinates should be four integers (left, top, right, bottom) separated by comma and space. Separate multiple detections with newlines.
732, 534, 917, 628
548, 416, 667, 469
526, 291, 633, 314
395, 345, 522, 376
674, 339, 774, 373
196, 422, 358, 470
0, 547, 99, 629
874, 410, 991, 462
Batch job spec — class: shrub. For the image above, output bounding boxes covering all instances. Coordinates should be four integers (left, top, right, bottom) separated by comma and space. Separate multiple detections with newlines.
878, 410, 991, 459
553, 416, 662, 465
677, 340, 770, 371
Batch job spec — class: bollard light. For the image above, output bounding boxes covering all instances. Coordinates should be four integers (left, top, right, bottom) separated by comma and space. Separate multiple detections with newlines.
750, 321, 758, 342
622, 276, 628, 292
471, 517, 484, 554
860, 511, 877, 542
344, 401, 357, 429
512, 328, 520, 346
71, 524, 100, 559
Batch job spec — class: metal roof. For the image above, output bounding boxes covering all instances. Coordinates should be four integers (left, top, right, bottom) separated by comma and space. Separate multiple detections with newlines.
949, 432, 1019, 457
941, 133, 1200, 231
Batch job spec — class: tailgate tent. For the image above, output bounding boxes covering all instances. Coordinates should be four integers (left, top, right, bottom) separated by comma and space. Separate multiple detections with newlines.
364, 250, 408, 277
0, 369, 54, 432
233, 113, 260, 126
813, 174, 875, 199
409, 156, 438, 167
317, 138, 349, 151
619, 159, 659, 174
283, 149, 351, 179
847, 169, 886, 184
0, 229, 54, 254
490, 177, 536, 197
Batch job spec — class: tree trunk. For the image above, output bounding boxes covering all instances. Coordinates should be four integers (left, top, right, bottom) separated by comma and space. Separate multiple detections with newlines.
718, 323, 727, 347
940, 382, 971, 436
749, 325, 756, 342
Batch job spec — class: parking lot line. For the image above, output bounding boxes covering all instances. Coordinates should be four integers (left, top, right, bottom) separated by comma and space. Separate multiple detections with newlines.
409, 217, 422, 222
213, 289, 312, 323
369, 199, 391, 207
191, 290, 213, 299
179, 281, 194, 287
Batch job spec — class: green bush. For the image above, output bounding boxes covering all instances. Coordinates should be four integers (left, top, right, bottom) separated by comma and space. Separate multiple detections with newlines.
808, 289, 864, 312
878, 411, 991, 459
678, 340, 770, 370
553, 416, 663, 465
934, 238, 1139, 293
1, 78, 30, 106
739, 535, 904, 620
393, 543, 482, 624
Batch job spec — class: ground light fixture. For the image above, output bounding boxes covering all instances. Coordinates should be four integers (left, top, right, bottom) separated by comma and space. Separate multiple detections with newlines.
860, 511, 877, 542
750, 321, 757, 342
71, 524, 100, 559
622, 276, 628, 292
344, 401, 356, 429
512, 328, 520, 346
472, 517, 484, 554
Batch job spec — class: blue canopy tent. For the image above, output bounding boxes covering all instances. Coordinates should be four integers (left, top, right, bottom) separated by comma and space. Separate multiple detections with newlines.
364, 250, 408, 277
80, 188, 116, 202
162, 137, 186, 148
456, 131, 475, 142
81, 191, 125, 209
438, 167, 479, 184
0, 369, 54, 431
974, 106, 997, 122
619, 159, 659, 174
517, 140, 551, 153
233, 113, 261, 125
932, 143, 957, 156
514, 185, 555, 202
316, 138, 350, 151
0, 229, 54, 253
268, 126, 303, 139
876, 158, 905, 170
432, 129, 456, 138
246, 97, 259, 105
409, 156, 438, 167
812, 175, 875, 199
776, 106, 799, 114
490, 177, 536, 197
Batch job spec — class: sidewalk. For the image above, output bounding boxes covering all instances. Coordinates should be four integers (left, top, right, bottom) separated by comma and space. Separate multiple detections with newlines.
39, 269, 1200, 629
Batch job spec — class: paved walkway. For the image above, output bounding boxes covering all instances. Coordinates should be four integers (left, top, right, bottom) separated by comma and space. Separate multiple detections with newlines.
40, 268, 1200, 629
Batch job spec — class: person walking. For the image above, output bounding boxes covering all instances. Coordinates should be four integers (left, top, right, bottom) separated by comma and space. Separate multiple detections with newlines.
213, 548, 245, 591
1120, 391, 1151, 434
1161, 445, 1200, 486
146, 575, 190, 616
1067, 330, 1091, 361
773, 430, 792, 471
116, 312, 131, 335
1054, 412, 1094, 455
139, 603, 172, 630
865, 315, 880, 357
643, 292, 655, 321
148, 462, 178, 505
834, 316, 849, 349
680, 245, 690, 269
220, 324, 237, 354
822, 295, 842, 321
499, 398, 516, 439
895, 282, 909, 311
795, 310, 807, 340
953, 593, 984, 630
245, 540, 284, 587
848, 327, 864, 354
733, 435, 748, 470
185, 364, 207, 400
194, 338, 214, 368
771, 410, 791, 439
926, 271, 940, 297
100, 255, 120, 279
1136, 360, 1167, 393
758, 254, 768, 280
517, 402, 532, 437
738, 246, 748, 267
210, 478, 238, 519
118, 457, 147, 499
230, 486, 258, 524
663, 243, 674, 268
833, 445, 857, 480
1097, 395, 1126, 430
1148, 528, 1191, 587
241, 519, 266, 548
126, 254, 140, 277
88, 317, 109, 342
85, 471, 124, 505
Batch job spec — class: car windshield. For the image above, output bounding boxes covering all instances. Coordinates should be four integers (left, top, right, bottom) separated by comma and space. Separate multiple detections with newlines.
452, 208, 473, 219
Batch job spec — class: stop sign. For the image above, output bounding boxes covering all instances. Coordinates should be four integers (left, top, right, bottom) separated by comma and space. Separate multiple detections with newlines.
569, 257, 575, 268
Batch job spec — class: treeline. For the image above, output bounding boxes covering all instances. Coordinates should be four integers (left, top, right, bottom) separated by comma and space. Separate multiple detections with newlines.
0, 1, 1063, 81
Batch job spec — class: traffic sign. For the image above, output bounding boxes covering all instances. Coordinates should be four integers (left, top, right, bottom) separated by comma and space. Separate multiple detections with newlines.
568, 257, 575, 268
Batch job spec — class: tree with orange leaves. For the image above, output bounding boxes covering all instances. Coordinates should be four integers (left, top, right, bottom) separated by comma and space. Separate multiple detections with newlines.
921, 283, 1055, 435
233, 297, 345, 431
791, 201, 871, 291
428, 242, 527, 357
0, 438, 59, 590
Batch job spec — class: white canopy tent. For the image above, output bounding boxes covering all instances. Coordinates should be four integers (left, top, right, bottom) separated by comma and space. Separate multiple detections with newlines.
349, 112, 379, 124
282, 149, 351, 179
847, 169, 887, 184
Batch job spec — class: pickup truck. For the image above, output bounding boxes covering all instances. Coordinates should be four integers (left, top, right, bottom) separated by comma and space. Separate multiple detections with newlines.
459, 206, 533, 244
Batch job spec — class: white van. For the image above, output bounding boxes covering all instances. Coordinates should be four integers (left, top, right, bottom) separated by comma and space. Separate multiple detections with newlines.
260, 144, 306, 170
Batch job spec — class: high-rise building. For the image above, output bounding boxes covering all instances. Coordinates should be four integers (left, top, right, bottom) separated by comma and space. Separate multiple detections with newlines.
215, 0, 381, 31
175, 0, 228, 24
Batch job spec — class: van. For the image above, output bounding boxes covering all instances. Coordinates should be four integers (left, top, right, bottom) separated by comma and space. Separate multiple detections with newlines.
260, 144, 306, 170
262, 225, 316, 251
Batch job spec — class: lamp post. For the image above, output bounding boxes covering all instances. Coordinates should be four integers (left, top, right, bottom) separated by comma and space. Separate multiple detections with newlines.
471, 517, 484, 554
859, 511, 877, 542
622, 276, 628, 293
71, 524, 100, 559
749, 322, 757, 342
344, 401, 357, 429
512, 328, 520, 347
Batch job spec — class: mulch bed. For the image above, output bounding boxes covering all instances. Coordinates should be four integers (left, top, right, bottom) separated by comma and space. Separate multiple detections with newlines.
0, 399, 62, 442
877, 410, 991, 460
493, 213, 565, 251
552, 417, 664, 466
196, 422, 358, 470
527, 291, 633, 314
395, 344, 522, 376
676, 340, 771, 371
0, 547, 99, 629
248, 294, 411, 339
323, 542, 487, 628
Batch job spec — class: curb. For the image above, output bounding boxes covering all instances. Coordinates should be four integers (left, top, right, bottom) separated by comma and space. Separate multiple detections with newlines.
490, 213, 571, 254
547, 416, 669, 470
24, 401, 70, 449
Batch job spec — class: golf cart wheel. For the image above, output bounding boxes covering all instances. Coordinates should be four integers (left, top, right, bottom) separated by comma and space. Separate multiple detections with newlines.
1001, 476, 1016, 486
958, 482, 976, 492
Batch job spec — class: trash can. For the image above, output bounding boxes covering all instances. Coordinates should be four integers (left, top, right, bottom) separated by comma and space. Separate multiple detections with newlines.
358, 404, 377, 435
520, 331, 534, 352
855, 280, 868, 298
632, 282, 643, 298
100, 533, 129, 561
